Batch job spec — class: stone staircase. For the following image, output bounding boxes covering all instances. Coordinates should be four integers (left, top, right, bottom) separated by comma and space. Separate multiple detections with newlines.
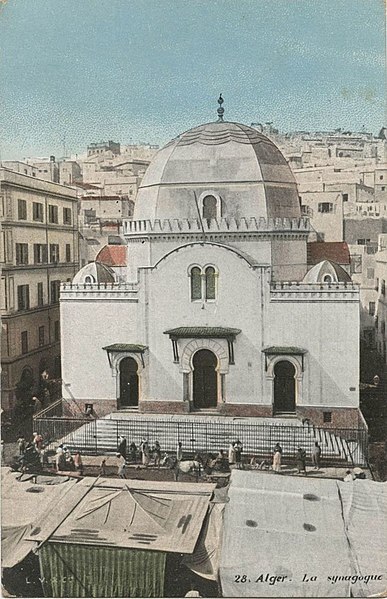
47, 412, 365, 465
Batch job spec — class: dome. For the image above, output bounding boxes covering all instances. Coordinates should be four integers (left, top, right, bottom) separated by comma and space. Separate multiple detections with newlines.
303, 260, 352, 283
134, 121, 301, 222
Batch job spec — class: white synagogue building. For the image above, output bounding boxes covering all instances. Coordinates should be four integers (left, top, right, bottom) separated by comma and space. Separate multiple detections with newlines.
61, 98, 361, 429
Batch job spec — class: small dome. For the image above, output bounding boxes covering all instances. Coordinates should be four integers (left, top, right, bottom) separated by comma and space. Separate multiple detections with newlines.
303, 260, 352, 283
72, 262, 115, 284
134, 121, 300, 222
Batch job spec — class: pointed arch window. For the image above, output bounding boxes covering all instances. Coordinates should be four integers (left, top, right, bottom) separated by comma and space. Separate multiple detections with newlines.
205, 266, 216, 300
190, 267, 202, 300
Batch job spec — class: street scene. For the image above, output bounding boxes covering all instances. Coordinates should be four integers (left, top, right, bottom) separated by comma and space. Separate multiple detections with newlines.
1, 0, 387, 597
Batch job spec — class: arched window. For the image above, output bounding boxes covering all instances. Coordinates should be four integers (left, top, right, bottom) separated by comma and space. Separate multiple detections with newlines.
202, 196, 217, 220
84, 274, 95, 283
205, 266, 216, 300
190, 267, 202, 300
323, 274, 333, 283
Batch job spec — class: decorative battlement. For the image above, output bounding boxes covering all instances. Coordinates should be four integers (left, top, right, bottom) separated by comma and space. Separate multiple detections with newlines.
60, 282, 138, 302
270, 281, 359, 302
123, 216, 310, 236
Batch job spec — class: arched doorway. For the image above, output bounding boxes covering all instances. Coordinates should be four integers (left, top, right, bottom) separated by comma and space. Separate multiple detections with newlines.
273, 360, 296, 414
192, 350, 217, 409
119, 357, 139, 408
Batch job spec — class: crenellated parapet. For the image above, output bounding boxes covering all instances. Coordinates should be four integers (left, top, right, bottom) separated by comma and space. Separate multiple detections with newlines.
60, 282, 138, 302
270, 281, 359, 302
123, 216, 310, 236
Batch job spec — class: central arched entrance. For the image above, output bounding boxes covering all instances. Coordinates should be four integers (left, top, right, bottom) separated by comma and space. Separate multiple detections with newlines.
192, 349, 217, 409
273, 360, 296, 414
119, 357, 139, 408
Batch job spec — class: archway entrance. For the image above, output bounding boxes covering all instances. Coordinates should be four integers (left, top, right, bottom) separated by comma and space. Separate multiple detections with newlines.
273, 360, 296, 414
119, 358, 139, 408
192, 349, 217, 409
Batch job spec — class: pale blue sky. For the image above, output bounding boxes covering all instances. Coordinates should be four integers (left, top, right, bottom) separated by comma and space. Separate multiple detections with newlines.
0, 0, 385, 160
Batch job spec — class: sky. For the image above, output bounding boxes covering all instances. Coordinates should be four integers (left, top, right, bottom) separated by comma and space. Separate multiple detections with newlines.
0, 0, 385, 160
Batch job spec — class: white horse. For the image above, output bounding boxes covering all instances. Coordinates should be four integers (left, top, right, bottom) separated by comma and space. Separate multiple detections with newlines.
161, 454, 202, 481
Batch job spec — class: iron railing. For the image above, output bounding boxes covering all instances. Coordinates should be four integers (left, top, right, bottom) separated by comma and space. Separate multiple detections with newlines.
33, 413, 369, 466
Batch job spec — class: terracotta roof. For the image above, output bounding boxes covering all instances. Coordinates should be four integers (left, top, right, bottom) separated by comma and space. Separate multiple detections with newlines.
95, 245, 127, 267
307, 242, 350, 265
164, 327, 241, 339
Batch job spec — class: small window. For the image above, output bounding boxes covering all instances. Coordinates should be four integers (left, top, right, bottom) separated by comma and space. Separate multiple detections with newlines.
18, 199, 27, 220
37, 282, 44, 307
380, 175, 384, 180
38, 325, 45, 347
16, 243, 29, 265
323, 411, 332, 423
369, 302, 376, 316
50, 280, 61, 303
382, 280, 386, 297
323, 274, 333, 283
84, 275, 95, 284
49, 244, 60, 263
17, 285, 30, 311
65, 244, 71, 263
63, 207, 72, 225
48, 205, 58, 224
34, 244, 48, 264
54, 320, 60, 341
342, 193, 348, 202
381, 187, 386, 191
21, 331, 28, 354
190, 267, 202, 301
367, 268, 375, 279
318, 202, 333, 213
33, 202, 43, 222
375, 278, 379, 292
202, 195, 217, 220
205, 266, 216, 299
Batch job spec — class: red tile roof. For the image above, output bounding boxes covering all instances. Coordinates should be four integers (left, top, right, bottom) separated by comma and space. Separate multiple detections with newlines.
307, 242, 350, 265
96, 245, 127, 267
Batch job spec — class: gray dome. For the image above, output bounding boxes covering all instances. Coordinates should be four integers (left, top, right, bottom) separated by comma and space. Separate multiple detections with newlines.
134, 121, 301, 222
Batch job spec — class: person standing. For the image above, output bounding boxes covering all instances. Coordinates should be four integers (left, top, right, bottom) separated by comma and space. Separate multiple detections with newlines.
17, 437, 26, 456
129, 441, 137, 463
141, 440, 150, 467
272, 442, 283, 473
117, 454, 126, 479
74, 451, 84, 476
311, 442, 322, 469
153, 440, 162, 467
296, 447, 307, 474
32, 432, 43, 453
228, 442, 236, 467
118, 435, 127, 460
100, 457, 107, 476
176, 441, 183, 462
235, 439, 243, 469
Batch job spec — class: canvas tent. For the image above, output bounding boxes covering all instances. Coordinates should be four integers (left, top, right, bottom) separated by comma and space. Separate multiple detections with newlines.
1, 467, 78, 568
26, 477, 216, 597
219, 471, 387, 598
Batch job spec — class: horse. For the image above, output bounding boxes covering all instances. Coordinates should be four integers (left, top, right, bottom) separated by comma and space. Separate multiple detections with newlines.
161, 454, 203, 481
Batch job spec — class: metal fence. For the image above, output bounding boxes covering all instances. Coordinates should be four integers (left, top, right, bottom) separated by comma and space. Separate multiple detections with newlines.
34, 413, 369, 466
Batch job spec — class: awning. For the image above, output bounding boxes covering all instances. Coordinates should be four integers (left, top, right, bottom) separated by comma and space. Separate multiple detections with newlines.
262, 346, 307, 355
103, 344, 148, 367
262, 346, 307, 371
164, 327, 241, 339
164, 327, 241, 365
102, 343, 147, 352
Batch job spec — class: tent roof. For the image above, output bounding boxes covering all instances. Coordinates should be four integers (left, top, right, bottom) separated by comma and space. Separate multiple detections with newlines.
27, 477, 215, 555
1, 468, 78, 568
219, 471, 387, 598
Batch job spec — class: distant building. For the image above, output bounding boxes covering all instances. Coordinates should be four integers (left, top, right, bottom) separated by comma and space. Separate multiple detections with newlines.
87, 140, 120, 157
25, 156, 59, 183
59, 160, 82, 186
375, 234, 387, 364
299, 191, 344, 241
0, 168, 79, 413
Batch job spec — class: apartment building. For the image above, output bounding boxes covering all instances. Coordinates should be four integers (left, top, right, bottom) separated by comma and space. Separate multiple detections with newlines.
0, 168, 79, 413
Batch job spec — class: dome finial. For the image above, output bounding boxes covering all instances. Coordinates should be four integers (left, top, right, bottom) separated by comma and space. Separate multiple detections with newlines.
217, 94, 224, 122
